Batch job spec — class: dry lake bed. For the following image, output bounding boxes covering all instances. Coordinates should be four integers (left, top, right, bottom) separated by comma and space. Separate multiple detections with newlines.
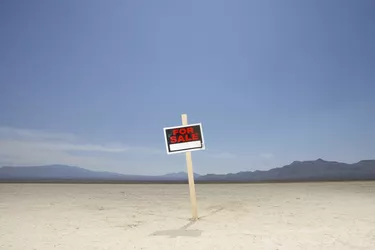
1, 182, 375, 250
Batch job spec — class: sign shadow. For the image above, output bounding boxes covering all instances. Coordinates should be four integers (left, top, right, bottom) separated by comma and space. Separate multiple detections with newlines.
150, 206, 224, 238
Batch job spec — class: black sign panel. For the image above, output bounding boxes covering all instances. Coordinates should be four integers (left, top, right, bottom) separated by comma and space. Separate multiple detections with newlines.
163, 123, 205, 154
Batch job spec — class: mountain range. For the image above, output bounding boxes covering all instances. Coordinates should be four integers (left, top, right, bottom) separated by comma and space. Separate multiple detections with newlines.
0, 159, 374, 183
0, 165, 202, 182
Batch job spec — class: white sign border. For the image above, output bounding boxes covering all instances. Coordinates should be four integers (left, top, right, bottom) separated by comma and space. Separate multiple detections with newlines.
163, 123, 205, 155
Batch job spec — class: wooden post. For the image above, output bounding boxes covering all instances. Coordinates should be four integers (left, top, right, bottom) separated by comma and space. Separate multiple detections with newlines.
181, 114, 198, 220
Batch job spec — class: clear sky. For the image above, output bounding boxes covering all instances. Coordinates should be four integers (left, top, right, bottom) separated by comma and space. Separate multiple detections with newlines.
1, 0, 374, 175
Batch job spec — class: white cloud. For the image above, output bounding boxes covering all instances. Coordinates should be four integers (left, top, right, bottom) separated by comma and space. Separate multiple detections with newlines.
0, 127, 163, 173
207, 152, 236, 159
0, 127, 129, 153
0, 127, 77, 142
260, 153, 274, 159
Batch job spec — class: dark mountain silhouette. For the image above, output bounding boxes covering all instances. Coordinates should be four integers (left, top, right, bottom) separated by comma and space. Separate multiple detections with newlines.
198, 159, 375, 182
0, 165, 200, 182
162, 172, 201, 180
0, 164, 131, 180
0, 159, 374, 183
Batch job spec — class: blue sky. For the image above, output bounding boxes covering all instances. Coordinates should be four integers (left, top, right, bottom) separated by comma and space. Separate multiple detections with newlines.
0, 0, 374, 175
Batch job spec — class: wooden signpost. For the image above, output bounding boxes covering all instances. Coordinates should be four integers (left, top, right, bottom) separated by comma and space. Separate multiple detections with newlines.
163, 114, 205, 220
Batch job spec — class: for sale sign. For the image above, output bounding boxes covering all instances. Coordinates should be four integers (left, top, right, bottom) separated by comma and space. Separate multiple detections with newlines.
163, 123, 205, 154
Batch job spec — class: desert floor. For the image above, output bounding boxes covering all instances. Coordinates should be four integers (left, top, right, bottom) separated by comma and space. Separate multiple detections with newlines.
1, 182, 375, 250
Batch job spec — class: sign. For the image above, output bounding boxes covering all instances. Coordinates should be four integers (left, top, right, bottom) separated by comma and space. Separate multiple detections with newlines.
163, 114, 202, 220
163, 123, 205, 154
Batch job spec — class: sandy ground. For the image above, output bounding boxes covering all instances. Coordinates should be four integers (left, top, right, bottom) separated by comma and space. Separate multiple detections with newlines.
1, 182, 375, 250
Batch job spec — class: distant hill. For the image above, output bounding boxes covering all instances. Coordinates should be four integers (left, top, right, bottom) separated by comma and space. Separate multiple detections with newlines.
0, 164, 133, 181
198, 159, 375, 182
162, 172, 201, 180
0, 165, 200, 182
0, 159, 374, 183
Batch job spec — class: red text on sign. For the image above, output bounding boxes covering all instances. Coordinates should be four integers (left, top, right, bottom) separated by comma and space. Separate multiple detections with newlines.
170, 127, 199, 144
